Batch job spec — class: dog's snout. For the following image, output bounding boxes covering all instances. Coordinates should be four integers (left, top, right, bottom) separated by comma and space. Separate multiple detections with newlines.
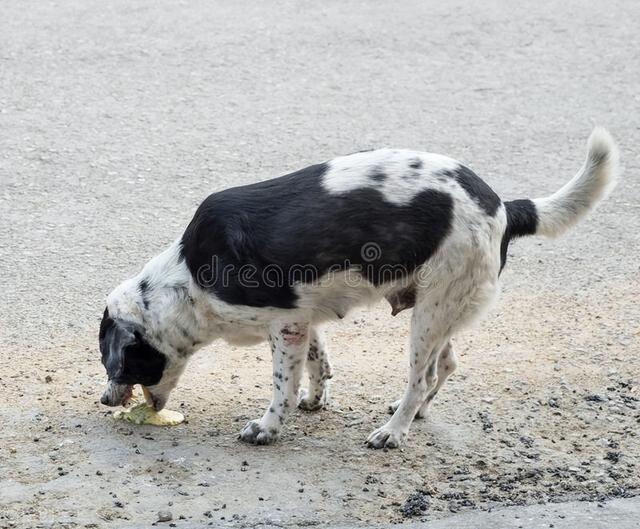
100, 392, 113, 406
100, 382, 133, 407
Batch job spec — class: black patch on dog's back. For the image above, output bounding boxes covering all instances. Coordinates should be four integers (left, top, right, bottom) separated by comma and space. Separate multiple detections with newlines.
442, 165, 501, 217
180, 163, 454, 309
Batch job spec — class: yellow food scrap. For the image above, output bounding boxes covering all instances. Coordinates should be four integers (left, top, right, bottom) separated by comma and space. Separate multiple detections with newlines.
113, 403, 184, 426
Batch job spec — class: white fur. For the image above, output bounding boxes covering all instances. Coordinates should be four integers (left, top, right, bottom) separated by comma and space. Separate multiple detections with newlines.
533, 127, 619, 237
323, 149, 460, 204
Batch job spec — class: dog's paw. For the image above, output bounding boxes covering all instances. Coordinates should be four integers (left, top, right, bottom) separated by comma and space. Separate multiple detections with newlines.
298, 388, 326, 412
366, 425, 407, 449
388, 399, 427, 419
238, 420, 279, 445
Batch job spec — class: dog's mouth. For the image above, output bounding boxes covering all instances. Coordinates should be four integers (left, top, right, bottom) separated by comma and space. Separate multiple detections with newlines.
101, 382, 166, 410
100, 381, 134, 407
121, 385, 134, 406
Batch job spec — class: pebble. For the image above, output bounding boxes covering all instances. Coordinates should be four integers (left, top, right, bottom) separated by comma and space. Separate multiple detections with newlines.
401, 491, 430, 517
478, 411, 494, 431
157, 511, 173, 523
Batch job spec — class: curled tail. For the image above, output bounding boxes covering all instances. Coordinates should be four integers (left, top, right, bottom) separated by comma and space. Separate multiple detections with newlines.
504, 127, 619, 241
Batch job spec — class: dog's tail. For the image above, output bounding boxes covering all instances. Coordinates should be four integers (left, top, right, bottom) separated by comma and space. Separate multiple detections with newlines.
503, 127, 619, 241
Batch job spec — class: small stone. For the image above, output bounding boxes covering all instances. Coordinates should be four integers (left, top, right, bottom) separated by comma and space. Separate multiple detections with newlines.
617, 335, 631, 346
604, 451, 620, 463
401, 491, 430, 517
478, 411, 493, 431
157, 511, 173, 523
520, 436, 535, 448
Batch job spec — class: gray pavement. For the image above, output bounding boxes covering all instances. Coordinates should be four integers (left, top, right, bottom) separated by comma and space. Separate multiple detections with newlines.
1, 1, 639, 528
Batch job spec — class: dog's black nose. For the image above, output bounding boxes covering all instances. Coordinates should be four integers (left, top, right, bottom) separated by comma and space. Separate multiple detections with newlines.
100, 393, 110, 406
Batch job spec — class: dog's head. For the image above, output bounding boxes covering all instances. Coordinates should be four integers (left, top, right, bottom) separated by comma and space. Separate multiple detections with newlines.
99, 307, 170, 410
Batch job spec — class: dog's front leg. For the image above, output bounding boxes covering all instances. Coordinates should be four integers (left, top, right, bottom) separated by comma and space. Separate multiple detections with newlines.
239, 321, 309, 445
298, 328, 332, 411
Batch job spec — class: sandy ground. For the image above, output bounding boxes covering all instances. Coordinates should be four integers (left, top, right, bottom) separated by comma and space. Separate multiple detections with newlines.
1, 1, 639, 528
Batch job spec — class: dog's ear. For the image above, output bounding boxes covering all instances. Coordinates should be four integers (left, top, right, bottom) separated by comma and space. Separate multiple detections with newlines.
99, 308, 137, 380
122, 333, 167, 386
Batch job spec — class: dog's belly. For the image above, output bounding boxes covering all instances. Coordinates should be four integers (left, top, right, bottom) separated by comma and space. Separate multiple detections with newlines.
220, 326, 267, 346
295, 270, 405, 322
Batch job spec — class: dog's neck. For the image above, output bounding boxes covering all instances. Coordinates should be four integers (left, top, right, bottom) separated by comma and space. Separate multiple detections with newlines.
107, 241, 215, 358
107, 240, 284, 358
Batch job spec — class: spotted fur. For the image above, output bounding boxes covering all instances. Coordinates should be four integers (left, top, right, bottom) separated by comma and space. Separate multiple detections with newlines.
100, 128, 618, 448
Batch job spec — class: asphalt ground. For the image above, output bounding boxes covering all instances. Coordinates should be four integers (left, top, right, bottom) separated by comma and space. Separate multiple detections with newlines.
1, 1, 638, 528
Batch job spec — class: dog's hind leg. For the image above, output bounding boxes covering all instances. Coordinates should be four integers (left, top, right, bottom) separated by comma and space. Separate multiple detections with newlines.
298, 328, 333, 411
367, 295, 452, 449
370, 254, 499, 449
388, 340, 457, 419
417, 341, 458, 416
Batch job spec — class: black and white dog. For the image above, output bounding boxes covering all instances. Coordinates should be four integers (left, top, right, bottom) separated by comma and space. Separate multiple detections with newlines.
100, 129, 618, 449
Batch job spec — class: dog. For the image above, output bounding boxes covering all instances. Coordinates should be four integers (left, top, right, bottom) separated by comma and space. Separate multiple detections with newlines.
99, 128, 618, 449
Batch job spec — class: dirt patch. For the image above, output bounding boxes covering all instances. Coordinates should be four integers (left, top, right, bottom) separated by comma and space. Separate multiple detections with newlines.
1, 284, 638, 528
